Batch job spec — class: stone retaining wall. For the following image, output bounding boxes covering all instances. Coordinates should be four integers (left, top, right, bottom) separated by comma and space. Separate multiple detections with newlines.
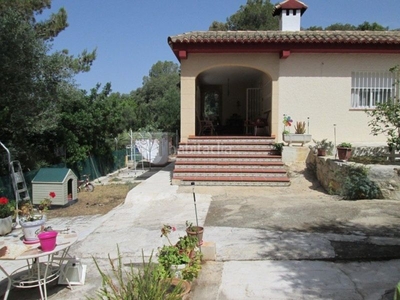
306, 151, 400, 200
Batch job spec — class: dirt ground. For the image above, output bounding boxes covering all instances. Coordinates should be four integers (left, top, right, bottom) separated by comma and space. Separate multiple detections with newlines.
46, 182, 139, 218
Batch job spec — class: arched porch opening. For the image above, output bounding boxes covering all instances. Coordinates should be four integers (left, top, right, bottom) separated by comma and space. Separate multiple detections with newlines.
195, 66, 273, 136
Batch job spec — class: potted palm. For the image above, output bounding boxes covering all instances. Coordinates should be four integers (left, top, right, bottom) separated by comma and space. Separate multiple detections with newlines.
337, 142, 352, 161
0, 196, 15, 236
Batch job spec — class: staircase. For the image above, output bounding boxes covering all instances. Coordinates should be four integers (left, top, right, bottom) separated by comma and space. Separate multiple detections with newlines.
172, 136, 290, 186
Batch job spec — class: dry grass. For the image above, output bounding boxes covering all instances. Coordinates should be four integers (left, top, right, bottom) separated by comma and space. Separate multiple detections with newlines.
46, 182, 139, 218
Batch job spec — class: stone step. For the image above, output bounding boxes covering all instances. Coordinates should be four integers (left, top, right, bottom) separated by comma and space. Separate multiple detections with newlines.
172, 135, 289, 186
172, 176, 290, 186
174, 160, 284, 167
178, 144, 276, 151
184, 138, 275, 146
173, 172, 287, 178
176, 156, 282, 162
177, 150, 277, 155
174, 164, 285, 170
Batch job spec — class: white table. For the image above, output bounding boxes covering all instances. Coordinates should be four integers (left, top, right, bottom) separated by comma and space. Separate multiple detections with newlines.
0, 232, 77, 300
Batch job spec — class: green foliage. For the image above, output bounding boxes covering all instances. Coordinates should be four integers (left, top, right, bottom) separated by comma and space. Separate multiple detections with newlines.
181, 251, 202, 282
339, 165, 382, 200
273, 142, 284, 154
311, 139, 334, 154
305, 21, 389, 31
209, 0, 278, 31
90, 248, 182, 300
367, 101, 400, 152
294, 121, 306, 134
0, 1, 96, 172
337, 142, 352, 148
132, 61, 180, 133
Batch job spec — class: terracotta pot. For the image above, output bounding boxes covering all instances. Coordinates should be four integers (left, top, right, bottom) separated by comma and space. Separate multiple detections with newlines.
186, 226, 204, 246
317, 148, 327, 156
165, 278, 191, 297
337, 147, 352, 161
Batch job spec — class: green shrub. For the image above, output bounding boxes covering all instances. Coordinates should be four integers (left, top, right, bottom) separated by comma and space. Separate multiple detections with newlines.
273, 142, 284, 154
340, 165, 382, 200
89, 247, 182, 300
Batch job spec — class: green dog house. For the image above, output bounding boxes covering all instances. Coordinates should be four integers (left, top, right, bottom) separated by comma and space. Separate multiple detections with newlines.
32, 168, 77, 206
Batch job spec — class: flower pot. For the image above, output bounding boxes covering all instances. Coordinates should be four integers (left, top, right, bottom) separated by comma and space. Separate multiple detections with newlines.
20, 217, 46, 242
282, 133, 312, 146
317, 148, 327, 156
164, 278, 191, 298
38, 230, 58, 251
0, 216, 13, 236
337, 147, 352, 161
186, 226, 204, 246
171, 264, 186, 279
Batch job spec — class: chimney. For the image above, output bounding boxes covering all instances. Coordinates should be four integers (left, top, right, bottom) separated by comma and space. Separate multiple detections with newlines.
273, 0, 308, 31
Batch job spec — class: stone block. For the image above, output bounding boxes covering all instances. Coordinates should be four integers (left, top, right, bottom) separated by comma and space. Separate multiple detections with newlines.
200, 241, 216, 261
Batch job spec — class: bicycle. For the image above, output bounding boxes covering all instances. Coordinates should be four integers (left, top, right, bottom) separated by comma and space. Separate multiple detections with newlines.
77, 174, 94, 192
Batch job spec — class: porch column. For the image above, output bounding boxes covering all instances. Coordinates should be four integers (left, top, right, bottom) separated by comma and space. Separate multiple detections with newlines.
271, 79, 280, 139
180, 77, 196, 143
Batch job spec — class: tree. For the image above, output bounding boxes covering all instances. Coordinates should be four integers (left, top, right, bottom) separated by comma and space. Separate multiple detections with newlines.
357, 21, 388, 31
305, 21, 389, 31
132, 61, 180, 133
366, 65, 400, 152
0, 1, 96, 171
324, 23, 356, 31
209, 0, 278, 31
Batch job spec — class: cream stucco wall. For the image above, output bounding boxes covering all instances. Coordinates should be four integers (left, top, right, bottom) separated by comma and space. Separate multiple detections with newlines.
179, 51, 400, 144
278, 53, 400, 144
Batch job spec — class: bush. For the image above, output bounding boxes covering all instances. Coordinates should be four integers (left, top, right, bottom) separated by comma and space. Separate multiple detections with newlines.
90, 247, 183, 300
340, 165, 382, 200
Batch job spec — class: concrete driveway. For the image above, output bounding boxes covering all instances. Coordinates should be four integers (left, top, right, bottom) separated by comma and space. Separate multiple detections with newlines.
1, 162, 400, 299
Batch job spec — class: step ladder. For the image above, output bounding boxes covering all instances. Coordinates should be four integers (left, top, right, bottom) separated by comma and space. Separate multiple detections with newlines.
10, 161, 30, 202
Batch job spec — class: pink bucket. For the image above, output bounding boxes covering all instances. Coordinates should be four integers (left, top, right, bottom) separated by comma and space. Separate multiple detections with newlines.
38, 231, 58, 252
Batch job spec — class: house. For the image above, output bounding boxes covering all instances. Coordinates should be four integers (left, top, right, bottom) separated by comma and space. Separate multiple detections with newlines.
168, 0, 400, 185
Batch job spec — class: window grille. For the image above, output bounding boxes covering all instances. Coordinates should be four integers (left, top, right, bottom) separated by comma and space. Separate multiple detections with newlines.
351, 71, 397, 108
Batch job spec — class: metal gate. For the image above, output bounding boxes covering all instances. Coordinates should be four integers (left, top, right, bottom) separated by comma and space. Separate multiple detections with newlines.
246, 88, 262, 134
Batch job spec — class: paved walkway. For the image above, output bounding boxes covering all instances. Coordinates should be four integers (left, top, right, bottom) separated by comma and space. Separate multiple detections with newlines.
0, 163, 399, 299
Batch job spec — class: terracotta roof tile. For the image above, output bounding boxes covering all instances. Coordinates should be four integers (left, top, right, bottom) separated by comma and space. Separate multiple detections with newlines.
168, 30, 400, 45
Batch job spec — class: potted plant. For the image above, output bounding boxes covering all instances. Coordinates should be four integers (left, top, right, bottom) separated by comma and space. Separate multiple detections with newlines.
0, 196, 15, 236
159, 224, 202, 281
185, 221, 204, 246
311, 139, 334, 156
337, 142, 352, 161
282, 115, 312, 146
19, 192, 54, 242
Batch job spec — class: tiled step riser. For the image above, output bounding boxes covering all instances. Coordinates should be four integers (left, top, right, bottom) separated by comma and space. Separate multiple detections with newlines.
174, 173, 287, 178
178, 150, 277, 156
173, 136, 289, 186
184, 139, 275, 145
174, 165, 285, 170
177, 157, 282, 163
178, 145, 276, 151
172, 179, 290, 187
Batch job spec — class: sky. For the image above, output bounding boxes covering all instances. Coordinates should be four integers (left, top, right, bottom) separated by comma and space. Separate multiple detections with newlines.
42, 0, 400, 94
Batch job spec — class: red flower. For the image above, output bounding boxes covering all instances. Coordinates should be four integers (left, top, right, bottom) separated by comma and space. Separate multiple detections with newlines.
49, 192, 56, 198
0, 197, 8, 205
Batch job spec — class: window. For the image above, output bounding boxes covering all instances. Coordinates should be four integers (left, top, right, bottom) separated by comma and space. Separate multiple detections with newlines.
351, 71, 397, 108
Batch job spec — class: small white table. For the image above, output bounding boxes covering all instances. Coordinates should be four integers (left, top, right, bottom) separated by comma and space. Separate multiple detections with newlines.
0, 232, 77, 300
